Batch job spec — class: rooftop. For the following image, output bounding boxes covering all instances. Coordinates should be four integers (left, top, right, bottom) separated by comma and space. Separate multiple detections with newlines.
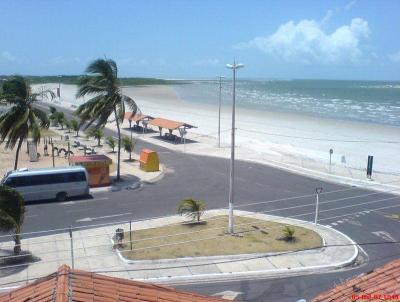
69, 154, 112, 164
0, 265, 228, 302
149, 118, 196, 130
312, 258, 400, 302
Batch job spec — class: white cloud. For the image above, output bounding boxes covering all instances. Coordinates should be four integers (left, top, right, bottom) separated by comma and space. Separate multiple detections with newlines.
345, 0, 357, 10
388, 51, 400, 63
320, 10, 334, 25
236, 18, 370, 64
1, 51, 16, 62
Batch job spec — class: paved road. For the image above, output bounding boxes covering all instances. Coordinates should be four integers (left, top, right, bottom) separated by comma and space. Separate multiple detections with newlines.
15, 103, 400, 300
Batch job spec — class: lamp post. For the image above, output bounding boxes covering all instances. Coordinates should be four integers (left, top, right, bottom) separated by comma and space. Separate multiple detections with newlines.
315, 187, 323, 225
226, 61, 244, 234
217, 76, 224, 148
58, 75, 61, 102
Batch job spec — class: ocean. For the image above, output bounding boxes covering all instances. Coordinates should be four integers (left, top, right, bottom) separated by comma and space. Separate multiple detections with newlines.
173, 79, 400, 127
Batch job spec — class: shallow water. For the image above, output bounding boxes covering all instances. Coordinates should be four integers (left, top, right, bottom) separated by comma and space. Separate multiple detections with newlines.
173, 79, 400, 127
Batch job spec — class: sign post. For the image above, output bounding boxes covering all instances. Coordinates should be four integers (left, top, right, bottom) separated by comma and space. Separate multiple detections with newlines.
367, 155, 374, 179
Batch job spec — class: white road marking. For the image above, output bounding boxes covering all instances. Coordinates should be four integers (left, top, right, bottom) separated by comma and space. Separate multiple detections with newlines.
347, 219, 362, 226
212, 291, 243, 300
60, 197, 109, 205
372, 231, 397, 242
331, 222, 338, 226
25, 214, 38, 218
76, 212, 132, 222
337, 220, 344, 224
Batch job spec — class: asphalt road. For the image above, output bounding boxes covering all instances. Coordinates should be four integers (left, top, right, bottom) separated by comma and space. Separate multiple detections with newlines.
13, 103, 400, 301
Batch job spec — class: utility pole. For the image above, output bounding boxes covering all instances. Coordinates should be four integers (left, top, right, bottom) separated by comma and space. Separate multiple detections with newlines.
217, 76, 224, 148
315, 187, 323, 225
69, 226, 74, 269
226, 61, 244, 234
58, 75, 61, 102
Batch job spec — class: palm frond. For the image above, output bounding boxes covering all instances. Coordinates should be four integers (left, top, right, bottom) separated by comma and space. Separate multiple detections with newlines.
32, 108, 50, 128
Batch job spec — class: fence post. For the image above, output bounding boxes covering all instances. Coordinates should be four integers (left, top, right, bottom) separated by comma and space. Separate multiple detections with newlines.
69, 226, 74, 269
51, 142, 55, 167
129, 220, 132, 250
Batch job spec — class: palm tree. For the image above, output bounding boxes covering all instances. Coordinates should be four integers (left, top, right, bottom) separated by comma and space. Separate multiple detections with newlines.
177, 198, 206, 223
70, 119, 80, 137
122, 136, 134, 161
0, 185, 25, 254
106, 136, 116, 152
64, 119, 71, 133
75, 59, 138, 181
53, 112, 65, 129
87, 127, 104, 146
0, 76, 54, 170
282, 226, 296, 242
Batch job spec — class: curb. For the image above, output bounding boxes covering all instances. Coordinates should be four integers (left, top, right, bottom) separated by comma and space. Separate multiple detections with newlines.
141, 164, 166, 184
90, 181, 142, 193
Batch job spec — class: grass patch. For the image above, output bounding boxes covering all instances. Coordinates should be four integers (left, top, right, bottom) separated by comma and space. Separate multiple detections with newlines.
118, 215, 323, 260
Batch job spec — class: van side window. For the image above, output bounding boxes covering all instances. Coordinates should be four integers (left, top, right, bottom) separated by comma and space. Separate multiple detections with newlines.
4, 178, 15, 187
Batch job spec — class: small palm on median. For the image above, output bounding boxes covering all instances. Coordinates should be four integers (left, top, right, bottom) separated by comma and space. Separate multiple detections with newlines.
177, 198, 205, 223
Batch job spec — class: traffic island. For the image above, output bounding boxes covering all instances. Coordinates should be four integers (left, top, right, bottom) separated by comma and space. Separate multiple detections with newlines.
116, 215, 322, 261
111, 209, 359, 284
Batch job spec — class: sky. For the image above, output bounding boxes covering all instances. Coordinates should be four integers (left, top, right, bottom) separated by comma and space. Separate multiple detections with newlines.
0, 0, 399, 80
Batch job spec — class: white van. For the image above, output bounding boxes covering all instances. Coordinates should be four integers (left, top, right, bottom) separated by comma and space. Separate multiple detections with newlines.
1, 166, 89, 202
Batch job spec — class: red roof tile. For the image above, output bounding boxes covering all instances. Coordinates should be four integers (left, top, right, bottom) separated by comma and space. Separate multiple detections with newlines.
0, 265, 229, 302
69, 155, 112, 164
312, 259, 400, 302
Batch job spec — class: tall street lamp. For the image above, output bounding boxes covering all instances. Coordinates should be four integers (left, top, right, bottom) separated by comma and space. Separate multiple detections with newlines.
226, 61, 244, 234
217, 76, 224, 148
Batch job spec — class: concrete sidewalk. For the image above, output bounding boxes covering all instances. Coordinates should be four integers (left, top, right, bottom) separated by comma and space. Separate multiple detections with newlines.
0, 210, 358, 288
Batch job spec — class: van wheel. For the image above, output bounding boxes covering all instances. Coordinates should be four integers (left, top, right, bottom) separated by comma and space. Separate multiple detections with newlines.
56, 192, 67, 202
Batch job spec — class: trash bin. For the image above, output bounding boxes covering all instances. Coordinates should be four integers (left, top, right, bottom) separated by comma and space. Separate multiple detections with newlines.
115, 228, 124, 243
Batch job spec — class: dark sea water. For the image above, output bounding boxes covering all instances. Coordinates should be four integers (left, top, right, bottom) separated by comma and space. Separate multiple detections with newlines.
173, 80, 400, 127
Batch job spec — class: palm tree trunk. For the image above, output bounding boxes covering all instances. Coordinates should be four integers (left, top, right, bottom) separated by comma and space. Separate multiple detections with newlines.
114, 108, 121, 181
14, 137, 24, 170
14, 233, 21, 255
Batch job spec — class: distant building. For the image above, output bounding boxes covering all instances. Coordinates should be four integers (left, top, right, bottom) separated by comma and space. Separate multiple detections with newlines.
312, 258, 400, 302
0, 264, 228, 302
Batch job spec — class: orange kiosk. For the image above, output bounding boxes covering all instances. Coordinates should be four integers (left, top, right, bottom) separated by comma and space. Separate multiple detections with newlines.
139, 149, 159, 172
69, 155, 112, 187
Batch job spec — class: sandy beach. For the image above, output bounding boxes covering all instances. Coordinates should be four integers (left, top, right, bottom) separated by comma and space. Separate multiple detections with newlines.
33, 83, 400, 191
